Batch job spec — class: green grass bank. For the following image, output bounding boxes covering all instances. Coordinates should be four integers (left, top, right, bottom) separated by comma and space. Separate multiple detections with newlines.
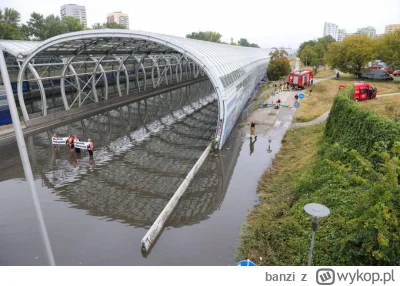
237, 86, 400, 266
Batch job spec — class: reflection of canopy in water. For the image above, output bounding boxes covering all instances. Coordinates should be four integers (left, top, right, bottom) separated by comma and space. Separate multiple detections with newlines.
32, 104, 238, 228
29, 95, 216, 190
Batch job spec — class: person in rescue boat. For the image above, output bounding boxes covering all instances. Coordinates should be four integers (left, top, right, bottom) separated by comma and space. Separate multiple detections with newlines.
87, 139, 94, 157
73, 134, 81, 153
66, 135, 74, 149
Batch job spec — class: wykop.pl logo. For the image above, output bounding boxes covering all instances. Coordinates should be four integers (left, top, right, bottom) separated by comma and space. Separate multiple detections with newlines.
316, 268, 335, 285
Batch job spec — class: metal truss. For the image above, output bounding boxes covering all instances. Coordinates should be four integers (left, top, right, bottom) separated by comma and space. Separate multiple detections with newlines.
2, 30, 269, 148
15, 52, 203, 122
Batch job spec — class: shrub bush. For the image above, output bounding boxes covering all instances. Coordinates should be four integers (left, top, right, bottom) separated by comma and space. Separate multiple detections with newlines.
325, 86, 400, 156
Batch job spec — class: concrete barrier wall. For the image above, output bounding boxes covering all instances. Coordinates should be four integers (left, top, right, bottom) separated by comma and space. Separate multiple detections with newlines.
141, 144, 212, 253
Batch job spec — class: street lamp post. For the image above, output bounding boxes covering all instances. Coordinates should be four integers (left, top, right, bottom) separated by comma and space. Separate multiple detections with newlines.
304, 203, 330, 266
267, 139, 272, 153
0, 46, 55, 265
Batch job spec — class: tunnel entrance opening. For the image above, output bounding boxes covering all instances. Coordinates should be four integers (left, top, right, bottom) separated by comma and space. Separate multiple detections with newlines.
2, 30, 269, 149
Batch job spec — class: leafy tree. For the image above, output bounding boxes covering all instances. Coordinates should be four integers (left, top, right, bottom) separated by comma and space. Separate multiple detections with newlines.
44, 15, 68, 39
0, 8, 26, 40
267, 49, 291, 81
27, 13, 85, 40
186, 31, 222, 43
269, 48, 288, 61
297, 39, 316, 57
237, 38, 259, 48
238, 38, 250, 47
313, 43, 325, 63
103, 22, 127, 29
326, 35, 378, 75
317, 35, 336, 50
297, 35, 336, 65
300, 45, 318, 66
379, 30, 400, 70
92, 23, 103, 30
91, 22, 126, 30
229, 37, 237, 45
27, 12, 46, 40
63, 16, 85, 33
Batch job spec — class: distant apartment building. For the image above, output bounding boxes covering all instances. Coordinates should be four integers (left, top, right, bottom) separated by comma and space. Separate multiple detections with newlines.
107, 12, 129, 29
355, 26, 376, 37
337, 29, 348, 42
385, 24, 400, 34
60, 4, 87, 27
323, 22, 339, 40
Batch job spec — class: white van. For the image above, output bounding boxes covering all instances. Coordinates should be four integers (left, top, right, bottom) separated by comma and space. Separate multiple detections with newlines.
360, 69, 394, 81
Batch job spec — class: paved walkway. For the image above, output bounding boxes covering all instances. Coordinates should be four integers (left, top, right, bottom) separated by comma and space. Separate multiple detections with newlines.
245, 90, 297, 134
291, 92, 400, 129
379, 92, 400, 98
291, 111, 330, 128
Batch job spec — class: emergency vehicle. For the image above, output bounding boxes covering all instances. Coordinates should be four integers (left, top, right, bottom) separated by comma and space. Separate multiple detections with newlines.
288, 69, 314, 89
338, 82, 377, 101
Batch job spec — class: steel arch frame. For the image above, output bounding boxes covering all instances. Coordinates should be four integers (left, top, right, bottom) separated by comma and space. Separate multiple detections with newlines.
14, 30, 269, 148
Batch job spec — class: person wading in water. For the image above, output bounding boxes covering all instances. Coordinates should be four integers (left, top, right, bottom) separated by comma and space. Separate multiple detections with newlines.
87, 139, 94, 157
66, 135, 74, 150
250, 121, 257, 139
52, 133, 60, 152
73, 134, 81, 153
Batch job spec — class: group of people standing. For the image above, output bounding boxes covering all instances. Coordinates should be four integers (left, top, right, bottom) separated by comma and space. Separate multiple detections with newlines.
52, 134, 94, 156
274, 82, 291, 93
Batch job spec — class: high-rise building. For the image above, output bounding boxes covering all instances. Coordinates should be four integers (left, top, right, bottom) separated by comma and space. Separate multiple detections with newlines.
60, 4, 87, 27
355, 26, 376, 37
323, 22, 339, 41
337, 29, 348, 42
385, 24, 400, 34
107, 12, 129, 29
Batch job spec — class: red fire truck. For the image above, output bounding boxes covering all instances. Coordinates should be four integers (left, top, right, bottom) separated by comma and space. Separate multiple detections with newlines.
288, 69, 314, 89
338, 82, 377, 101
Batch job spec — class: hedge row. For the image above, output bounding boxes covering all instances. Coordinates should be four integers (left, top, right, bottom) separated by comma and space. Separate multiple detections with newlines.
325, 85, 400, 156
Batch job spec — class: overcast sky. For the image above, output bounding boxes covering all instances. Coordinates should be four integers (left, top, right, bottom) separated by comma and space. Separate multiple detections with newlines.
1, 0, 399, 48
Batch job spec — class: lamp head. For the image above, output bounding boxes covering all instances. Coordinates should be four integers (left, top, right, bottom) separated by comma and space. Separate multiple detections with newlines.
304, 203, 330, 218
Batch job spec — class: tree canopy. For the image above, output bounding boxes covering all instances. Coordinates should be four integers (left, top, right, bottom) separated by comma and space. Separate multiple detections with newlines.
0, 8, 26, 40
325, 35, 378, 75
300, 45, 318, 67
267, 49, 291, 81
186, 31, 222, 43
297, 35, 336, 67
237, 38, 259, 48
0, 6, 131, 41
379, 30, 400, 70
185, 32, 259, 47
92, 22, 127, 30
269, 49, 288, 61
26, 13, 85, 40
